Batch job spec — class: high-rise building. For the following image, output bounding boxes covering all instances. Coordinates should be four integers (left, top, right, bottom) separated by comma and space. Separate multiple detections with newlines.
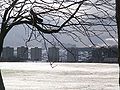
17, 46, 28, 60
48, 47, 59, 62
30, 47, 42, 61
1, 47, 14, 60
67, 47, 78, 62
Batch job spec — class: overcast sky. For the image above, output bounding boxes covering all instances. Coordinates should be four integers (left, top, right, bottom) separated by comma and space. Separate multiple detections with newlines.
1, 0, 118, 48
3, 25, 118, 48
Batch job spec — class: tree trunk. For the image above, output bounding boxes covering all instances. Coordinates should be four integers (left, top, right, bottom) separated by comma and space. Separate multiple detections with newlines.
115, 0, 120, 85
0, 71, 5, 90
0, 31, 8, 90
0, 36, 5, 90
116, 0, 120, 65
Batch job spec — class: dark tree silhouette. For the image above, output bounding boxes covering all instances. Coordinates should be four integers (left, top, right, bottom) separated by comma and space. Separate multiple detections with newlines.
0, 0, 119, 89
115, 0, 120, 84
30, 9, 43, 24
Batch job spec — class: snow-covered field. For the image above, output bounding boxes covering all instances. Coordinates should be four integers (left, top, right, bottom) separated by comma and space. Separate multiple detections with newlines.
0, 62, 119, 90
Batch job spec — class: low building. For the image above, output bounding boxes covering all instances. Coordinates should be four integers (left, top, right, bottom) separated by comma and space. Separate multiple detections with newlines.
30, 47, 42, 61
67, 47, 78, 62
91, 46, 118, 63
103, 58, 118, 63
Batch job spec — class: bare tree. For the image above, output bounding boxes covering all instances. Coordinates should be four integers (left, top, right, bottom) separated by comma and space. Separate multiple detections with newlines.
115, 0, 120, 85
116, 0, 120, 64
0, 0, 118, 89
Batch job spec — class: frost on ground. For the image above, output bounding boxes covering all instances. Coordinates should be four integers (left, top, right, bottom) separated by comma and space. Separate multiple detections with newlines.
0, 62, 119, 90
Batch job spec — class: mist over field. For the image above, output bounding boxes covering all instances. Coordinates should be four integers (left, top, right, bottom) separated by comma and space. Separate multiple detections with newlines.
0, 62, 119, 90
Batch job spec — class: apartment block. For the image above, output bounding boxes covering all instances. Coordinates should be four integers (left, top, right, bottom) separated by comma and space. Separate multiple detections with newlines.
48, 47, 59, 62
2, 47, 14, 59
17, 46, 28, 60
30, 47, 42, 61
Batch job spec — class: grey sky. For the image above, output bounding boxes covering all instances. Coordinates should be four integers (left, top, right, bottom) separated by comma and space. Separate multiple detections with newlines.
3, 25, 117, 48
1, 0, 118, 48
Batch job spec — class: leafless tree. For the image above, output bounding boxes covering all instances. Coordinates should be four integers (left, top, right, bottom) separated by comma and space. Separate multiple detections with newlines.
0, 0, 118, 89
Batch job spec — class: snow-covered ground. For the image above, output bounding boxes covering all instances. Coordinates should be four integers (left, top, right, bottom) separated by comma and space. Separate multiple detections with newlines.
0, 62, 119, 90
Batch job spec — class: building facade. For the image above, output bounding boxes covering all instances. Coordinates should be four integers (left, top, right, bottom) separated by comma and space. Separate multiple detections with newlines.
48, 47, 59, 62
1, 47, 14, 60
30, 47, 42, 61
17, 46, 28, 60
91, 46, 118, 63
67, 47, 78, 62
